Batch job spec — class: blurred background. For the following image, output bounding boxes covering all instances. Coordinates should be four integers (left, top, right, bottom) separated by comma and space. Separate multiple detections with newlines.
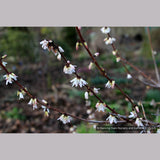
0, 27, 160, 133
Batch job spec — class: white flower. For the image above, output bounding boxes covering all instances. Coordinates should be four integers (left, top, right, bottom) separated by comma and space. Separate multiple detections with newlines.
88, 113, 95, 119
63, 63, 76, 74
86, 109, 92, 114
57, 114, 72, 124
105, 80, 115, 89
40, 39, 49, 50
57, 53, 61, 61
128, 111, 137, 118
101, 27, 111, 34
112, 50, 117, 55
106, 115, 117, 124
17, 89, 26, 100
3, 73, 18, 85
93, 87, 100, 93
58, 46, 64, 52
127, 74, 132, 79
88, 62, 93, 70
116, 57, 121, 62
84, 91, 89, 100
2, 61, 7, 66
135, 118, 143, 127
94, 52, 99, 57
70, 77, 88, 87
104, 37, 116, 45
96, 102, 106, 112
41, 100, 50, 117
28, 98, 38, 110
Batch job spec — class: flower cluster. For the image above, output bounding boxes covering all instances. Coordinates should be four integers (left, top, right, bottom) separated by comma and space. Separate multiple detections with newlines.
100, 27, 111, 34
105, 80, 115, 89
63, 61, 76, 75
28, 98, 38, 110
106, 115, 117, 124
41, 100, 50, 117
70, 77, 88, 87
40, 39, 64, 61
3, 73, 18, 85
95, 102, 106, 112
17, 89, 26, 100
128, 111, 137, 119
135, 118, 144, 127
57, 114, 72, 124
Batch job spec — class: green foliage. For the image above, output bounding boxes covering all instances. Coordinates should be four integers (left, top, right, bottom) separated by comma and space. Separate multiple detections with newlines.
91, 76, 106, 86
3, 107, 26, 120
76, 123, 98, 133
0, 28, 35, 61
61, 27, 77, 49
145, 89, 160, 102
115, 88, 131, 95
68, 89, 84, 99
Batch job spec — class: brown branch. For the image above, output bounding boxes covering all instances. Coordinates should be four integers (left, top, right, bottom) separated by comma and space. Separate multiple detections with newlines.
75, 27, 137, 110
107, 32, 158, 87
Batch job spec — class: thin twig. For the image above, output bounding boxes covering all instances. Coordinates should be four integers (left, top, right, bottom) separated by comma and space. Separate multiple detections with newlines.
147, 27, 160, 83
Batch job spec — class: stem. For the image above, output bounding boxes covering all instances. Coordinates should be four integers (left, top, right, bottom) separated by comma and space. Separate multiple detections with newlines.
147, 27, 160, 83
107, 32, 158, 86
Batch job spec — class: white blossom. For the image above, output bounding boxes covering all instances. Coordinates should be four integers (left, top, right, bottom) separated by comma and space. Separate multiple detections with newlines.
94, 52, 100, 57
104, 37, 116, 45
96, 102, 106, 112
3, 73, 18, 85
93, 87, 100, 93
135, 118, 144, 127
106, 115, 117, 124
105, 80, 115, 89
127, 74, 132, 79
88, 62, 93, 70
28, 98, 38, 110
40, 39, 49, 50
70, 77, 88, 87
58, 46, 64, 52
41, 100, 50, 117
57, 114, 72, 124
116, 57, 121, 62
88, 113, 95, 119
2, 61, 7, 66
128, 111, 137, 119
57, 53, 61, 61
84, 91, 89, 100
17, 89, 26, 100
112, 50, 117, 55
86, 109, 92, 114
101, 27, 111, 34
63, 63, 76, 74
